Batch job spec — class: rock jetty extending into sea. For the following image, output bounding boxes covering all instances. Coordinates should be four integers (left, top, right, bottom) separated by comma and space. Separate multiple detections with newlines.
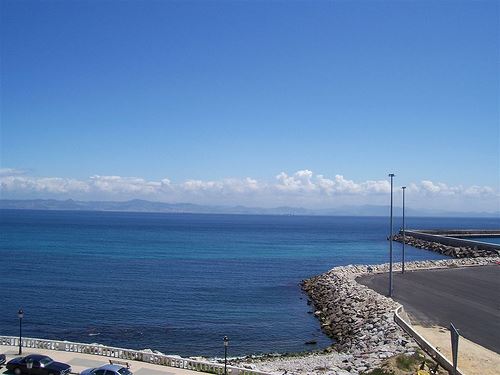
392, 233, 499, 258
247, 257, 498, 375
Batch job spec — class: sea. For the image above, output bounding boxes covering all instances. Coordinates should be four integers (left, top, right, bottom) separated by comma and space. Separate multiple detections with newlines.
1, 209, 499, 357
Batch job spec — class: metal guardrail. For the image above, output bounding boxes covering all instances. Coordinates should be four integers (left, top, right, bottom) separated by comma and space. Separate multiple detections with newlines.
0, 336, 270, 375
393, 306, 465, 375
411, 229, 500, 237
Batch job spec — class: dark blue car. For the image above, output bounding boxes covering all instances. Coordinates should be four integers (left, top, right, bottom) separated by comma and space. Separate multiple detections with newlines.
6, 354, 71, 375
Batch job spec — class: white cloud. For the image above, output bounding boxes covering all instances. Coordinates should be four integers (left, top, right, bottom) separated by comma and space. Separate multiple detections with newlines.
463, 185, 495, 197
417, 180, 497, 198
274, 172, 390, 196
0, 171, 90, 194
420, 180, 441, 193
89, 175, 163, 195
0, 168, 498, 211
275, 170, 316, 192
180, 178, 262, 197
0, 168, 27, 177
420, 180, 461, 195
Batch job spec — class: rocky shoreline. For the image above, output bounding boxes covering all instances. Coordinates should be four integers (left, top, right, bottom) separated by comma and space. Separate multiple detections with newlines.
245, 256, 498, 375
393, 233, 499, 258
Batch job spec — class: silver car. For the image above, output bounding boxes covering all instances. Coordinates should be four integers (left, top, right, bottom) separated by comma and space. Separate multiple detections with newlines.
80, 364, 133, 375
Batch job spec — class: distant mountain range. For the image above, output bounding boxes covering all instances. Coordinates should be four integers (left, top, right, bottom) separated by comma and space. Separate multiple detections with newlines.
0, 199, 498, 218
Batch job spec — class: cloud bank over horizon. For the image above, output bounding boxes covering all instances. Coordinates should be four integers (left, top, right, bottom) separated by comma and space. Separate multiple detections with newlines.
1, 168, 498, 212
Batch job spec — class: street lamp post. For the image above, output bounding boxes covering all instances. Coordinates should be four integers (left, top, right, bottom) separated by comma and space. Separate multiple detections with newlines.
18, 308, 24, 355
402, 186, 406, 274
388, 173, 395, 297
223, 336, 229, 375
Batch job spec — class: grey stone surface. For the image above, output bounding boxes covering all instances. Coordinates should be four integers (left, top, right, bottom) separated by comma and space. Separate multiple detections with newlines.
67, 357, 105, 367
135, 369, 176, 375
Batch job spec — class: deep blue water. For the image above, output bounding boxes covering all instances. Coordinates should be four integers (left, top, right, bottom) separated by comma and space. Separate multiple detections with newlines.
1, 210, 499, 357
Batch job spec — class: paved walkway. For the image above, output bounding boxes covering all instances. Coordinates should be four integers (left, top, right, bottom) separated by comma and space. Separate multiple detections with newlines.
0, 345, 202, 375
357, 264, 500, 353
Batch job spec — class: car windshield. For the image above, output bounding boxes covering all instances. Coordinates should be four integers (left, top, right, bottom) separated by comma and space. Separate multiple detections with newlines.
39, 357, 53, 365
118, 369, 132, 375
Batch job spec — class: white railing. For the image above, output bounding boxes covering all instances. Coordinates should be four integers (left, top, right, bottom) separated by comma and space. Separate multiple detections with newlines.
0, 336, 270, 375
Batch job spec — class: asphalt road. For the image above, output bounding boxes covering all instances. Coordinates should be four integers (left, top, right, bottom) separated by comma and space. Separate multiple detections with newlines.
357, 265, 500, 354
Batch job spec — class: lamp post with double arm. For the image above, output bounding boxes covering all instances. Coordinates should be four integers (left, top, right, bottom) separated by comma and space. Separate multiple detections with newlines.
223, 336, 229, 375
18, 308, 24, 355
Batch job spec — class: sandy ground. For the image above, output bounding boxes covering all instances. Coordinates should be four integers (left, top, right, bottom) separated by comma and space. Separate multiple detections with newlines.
413, 325, 500, 375
0, 345, 212, 375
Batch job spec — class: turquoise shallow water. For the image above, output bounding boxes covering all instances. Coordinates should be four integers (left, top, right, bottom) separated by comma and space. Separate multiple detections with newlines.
1, 210, 498, 357
473, 237, 500, 245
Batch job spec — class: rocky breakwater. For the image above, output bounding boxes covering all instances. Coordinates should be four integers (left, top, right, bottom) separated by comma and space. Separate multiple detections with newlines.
247, 257, 498, 374
301, 264, 415, 369
393, 233, 499, 258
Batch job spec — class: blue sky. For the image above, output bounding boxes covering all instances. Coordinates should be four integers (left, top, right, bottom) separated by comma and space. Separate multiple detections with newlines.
1, 0, 499, 211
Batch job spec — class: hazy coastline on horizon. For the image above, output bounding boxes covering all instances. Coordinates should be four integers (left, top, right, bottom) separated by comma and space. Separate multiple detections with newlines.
1, 198, 499, 218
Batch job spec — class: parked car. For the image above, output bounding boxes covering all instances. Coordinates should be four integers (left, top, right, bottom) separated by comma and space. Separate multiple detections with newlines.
80, 364, 133, 375
6, 354, 71, 375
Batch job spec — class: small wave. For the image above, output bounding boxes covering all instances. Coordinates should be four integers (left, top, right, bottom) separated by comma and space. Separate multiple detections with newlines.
88, 333, 101, 336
